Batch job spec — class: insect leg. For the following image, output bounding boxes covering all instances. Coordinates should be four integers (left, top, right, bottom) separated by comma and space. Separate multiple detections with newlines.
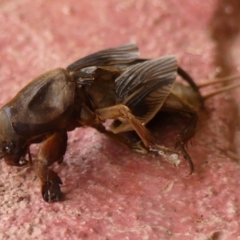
78, 104, 149, 151
93, 124, 162, 156
162, 92, 199, 174
93, 123, 134, 149
95, 104, 178, 155
35, 131, 68, 202
174, 112, 198, 174
95, 104, 155, 148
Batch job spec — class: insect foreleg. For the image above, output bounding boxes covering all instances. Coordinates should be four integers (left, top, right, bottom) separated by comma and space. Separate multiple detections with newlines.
35, 131, 68, 202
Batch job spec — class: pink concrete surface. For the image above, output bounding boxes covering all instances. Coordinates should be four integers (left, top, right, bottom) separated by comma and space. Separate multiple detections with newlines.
1, 0, 240, 239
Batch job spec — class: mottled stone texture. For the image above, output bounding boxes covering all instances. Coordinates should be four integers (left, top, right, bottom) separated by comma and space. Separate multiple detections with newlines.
1, 0, 240, 239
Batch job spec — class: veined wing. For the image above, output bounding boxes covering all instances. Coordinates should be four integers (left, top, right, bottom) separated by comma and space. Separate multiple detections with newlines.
111, 56, 178, 132
67, 43, 140, 72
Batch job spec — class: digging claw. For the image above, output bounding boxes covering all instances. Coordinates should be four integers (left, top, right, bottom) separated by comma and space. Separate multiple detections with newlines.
42, 181, 62, 202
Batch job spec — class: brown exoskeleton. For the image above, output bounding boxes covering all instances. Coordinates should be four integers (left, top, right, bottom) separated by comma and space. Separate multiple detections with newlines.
0, 43, 238, 202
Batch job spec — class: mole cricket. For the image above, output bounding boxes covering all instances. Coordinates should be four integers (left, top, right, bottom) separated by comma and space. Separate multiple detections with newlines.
0, 43, 239, 202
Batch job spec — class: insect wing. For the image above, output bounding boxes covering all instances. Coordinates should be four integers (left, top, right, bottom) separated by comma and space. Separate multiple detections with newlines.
111, 56, 177, 132
67, 43, 140, 72
116, 56, 177, 100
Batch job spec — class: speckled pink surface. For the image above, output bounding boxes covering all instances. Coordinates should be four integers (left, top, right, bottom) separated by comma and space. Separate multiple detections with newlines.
1, 0, 240, 239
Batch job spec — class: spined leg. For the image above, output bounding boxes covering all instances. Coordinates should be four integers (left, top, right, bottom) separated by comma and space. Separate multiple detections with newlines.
35, 131, 68, 202
79, 104, 154, 151
95, 105, 178, 157
162, 92, 200, 173
93, 122, 179, 167
94, 124, 153, 154
93, 124, 134, 149
175, 113, 198, 174
95, 104, 154, 148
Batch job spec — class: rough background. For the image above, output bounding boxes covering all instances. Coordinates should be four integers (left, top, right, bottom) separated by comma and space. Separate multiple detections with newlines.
1, 0, 240, 239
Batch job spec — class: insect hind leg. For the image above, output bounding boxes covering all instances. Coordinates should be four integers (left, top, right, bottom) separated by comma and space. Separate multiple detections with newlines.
174, 112, 198, 174
93, 121, 180, 168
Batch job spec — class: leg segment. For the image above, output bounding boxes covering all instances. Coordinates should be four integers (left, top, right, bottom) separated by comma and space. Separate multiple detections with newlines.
175, 113, 198, 174
94, 124, 158, 154
162, 90, 200, 173
93, 124, 134, 149
96, 104, 157, 149
35, 131, 68, 202
95, 104, 178, 157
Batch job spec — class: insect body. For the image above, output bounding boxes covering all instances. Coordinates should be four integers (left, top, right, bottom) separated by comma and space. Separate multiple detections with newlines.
0, 44, 238, 202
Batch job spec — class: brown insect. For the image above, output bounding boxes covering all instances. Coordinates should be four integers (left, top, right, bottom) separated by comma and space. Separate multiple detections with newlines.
0, 43, 238, 202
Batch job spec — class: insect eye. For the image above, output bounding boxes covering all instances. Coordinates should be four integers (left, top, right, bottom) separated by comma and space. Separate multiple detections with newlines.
3, 146, 11, 154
